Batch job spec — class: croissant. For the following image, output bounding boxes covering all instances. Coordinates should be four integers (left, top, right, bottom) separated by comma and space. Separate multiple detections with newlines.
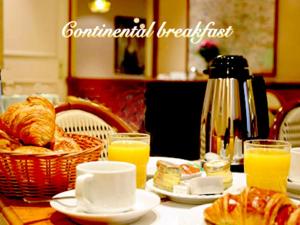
204, 187, 300, 225
53, 125, 65, 138
13, 146, 53, 154
48, 125, 81, 153
52, 136, 82, 153
0, 129, 21, 151
0, 96, 56, 146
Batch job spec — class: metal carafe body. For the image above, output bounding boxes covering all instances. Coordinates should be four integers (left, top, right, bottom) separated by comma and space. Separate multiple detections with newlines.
200, 55, 268, 165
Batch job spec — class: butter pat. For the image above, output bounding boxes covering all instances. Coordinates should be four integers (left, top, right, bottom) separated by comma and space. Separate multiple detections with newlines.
186, 176, 224, 195
173, 183, 190, 195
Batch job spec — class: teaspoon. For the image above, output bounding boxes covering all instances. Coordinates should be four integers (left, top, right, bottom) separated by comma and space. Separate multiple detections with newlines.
23, 196, 75, 204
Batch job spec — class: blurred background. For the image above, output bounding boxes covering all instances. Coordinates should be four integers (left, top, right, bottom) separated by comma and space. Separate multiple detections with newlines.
0, 0, 299, 96
0, 0, 300, 159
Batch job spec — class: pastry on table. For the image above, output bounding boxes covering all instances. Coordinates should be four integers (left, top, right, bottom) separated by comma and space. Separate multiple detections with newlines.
0, 96, 56, 146
153, 160, 181, 192
204, 186, 300, 225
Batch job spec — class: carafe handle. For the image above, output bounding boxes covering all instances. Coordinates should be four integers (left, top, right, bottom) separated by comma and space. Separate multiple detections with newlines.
251, 76, 269, 138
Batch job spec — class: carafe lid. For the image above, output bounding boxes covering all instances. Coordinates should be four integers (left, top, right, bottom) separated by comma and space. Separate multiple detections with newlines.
205, 55, 250, 79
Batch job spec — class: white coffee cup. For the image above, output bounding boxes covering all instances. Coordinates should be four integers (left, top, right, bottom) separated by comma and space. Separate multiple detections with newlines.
289, 147, 300, 183
75, 161, 136, 213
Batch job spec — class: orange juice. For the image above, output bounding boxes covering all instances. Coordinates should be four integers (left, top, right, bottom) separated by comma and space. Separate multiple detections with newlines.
108, 140, 150, 188
244, 148, 291, 192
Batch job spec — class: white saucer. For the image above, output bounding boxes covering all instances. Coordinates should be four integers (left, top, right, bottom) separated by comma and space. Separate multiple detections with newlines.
147, 157, 201, 179
50, 189, 160, 224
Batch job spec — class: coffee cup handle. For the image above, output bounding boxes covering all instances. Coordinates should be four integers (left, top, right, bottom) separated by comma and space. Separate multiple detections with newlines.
75, 173, 94, 211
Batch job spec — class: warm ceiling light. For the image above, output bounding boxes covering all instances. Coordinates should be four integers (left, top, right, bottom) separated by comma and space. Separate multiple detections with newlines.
89, 0, 111, 13
133, 18, 140, 24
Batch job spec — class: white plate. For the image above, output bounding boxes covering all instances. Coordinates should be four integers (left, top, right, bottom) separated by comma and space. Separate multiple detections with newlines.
50, 189, 160, 224
146, 179, 222, 205
288, 179, 300, 194
147, 157, 201, 179
146, 173, 246, 205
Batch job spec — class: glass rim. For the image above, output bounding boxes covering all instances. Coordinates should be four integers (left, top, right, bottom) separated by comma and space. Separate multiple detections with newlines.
77, 161, 136, 174
244, 139, 291, 148
109, 132, 150, 139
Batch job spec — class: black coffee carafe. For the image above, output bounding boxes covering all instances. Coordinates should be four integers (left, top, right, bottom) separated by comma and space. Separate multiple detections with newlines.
200, 55, 269, 169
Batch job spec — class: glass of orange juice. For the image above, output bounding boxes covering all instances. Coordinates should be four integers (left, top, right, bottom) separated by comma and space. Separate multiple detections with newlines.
244, 139, 291, 192
108, 133, 150, 189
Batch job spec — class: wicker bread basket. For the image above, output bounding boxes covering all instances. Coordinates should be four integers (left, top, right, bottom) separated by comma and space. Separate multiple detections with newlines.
0, 133, 103, 198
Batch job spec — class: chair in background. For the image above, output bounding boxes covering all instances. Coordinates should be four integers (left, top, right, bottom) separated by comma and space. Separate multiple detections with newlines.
266, 91, 283, 128
269, 100, 300, 147
0, 94, 61, 113
55, 98, 136, 159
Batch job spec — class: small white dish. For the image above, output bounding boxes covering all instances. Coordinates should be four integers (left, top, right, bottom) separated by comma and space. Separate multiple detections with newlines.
50, 189, 160, 224
147, 156, 201, 179
146, 173, 246, 205
287, 179, 300, 194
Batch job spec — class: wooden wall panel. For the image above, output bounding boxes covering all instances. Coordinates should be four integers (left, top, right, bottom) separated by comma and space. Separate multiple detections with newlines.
2, 0, 68, 97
